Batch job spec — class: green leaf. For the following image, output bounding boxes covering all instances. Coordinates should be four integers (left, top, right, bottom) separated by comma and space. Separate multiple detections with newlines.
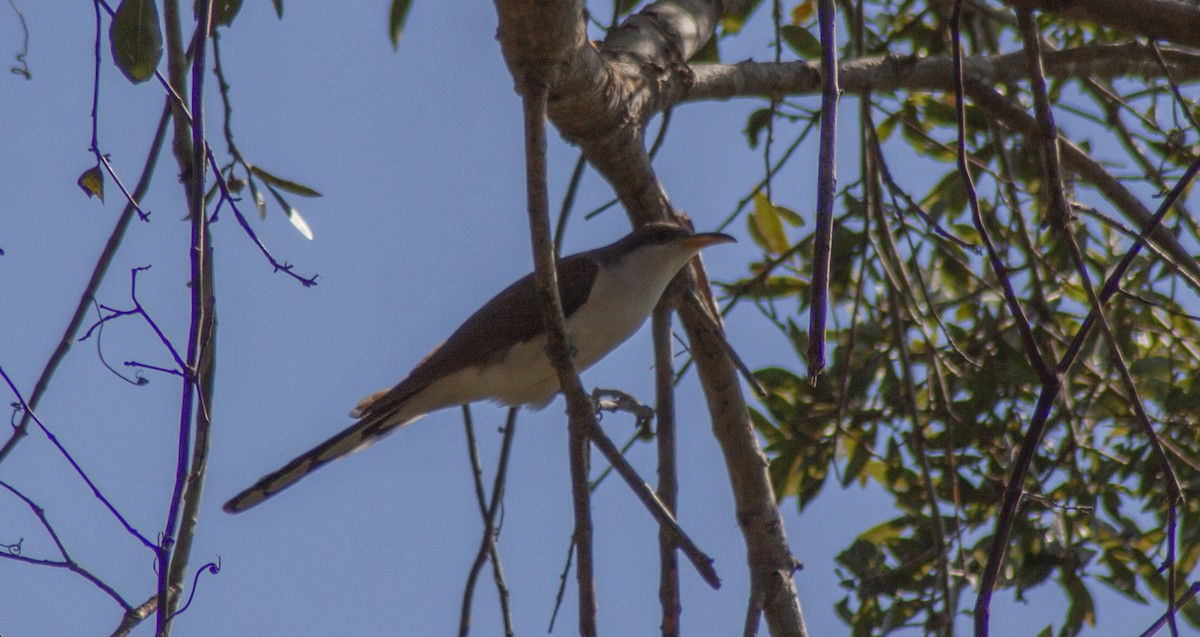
247, 176, 267, 219
270, 0, 283, 18
744, 108, 772, 148
77, 165, 105, 202
841, 432, 874, 487
200, 0, 243, 28
752, 193, 790, 254
780, 25, 821, 59
265, 183, 314, 240
1129, 356, 1171, 379
774, 204, 804, 226
110, 0, 163, 84
876, 113, 898, 142
388, 0, 414, 50
249, 165, 322, 197
721, 0, 765, 35
616, 0, 641, 16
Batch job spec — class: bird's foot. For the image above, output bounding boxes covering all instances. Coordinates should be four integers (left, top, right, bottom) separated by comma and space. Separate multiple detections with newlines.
591, 388, 655, 439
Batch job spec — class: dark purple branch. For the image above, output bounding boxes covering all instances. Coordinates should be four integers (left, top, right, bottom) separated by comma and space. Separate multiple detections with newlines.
807, 0, 840, 382
79, 267, 188, 374
204, 147, 318, 287
124, 361, 185, 378
1017, 1, 1183, 563
94, 0, 317, 288
1139, 581, 1199, 637
158, 1, 214, 630
0, 478, 133, 611
167, 558, 220, 621
0, 97, 171, 468
0, 365, 156, 551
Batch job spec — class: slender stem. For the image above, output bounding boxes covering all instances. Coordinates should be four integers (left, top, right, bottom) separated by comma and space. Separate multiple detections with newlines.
157, 1, 214, 633
520, 77, 597, 637
459, 408, 517, 637
0, 100, 171, 467
0, 366, 155, 549
653, 304, 681, 636
0, 478, 132, 611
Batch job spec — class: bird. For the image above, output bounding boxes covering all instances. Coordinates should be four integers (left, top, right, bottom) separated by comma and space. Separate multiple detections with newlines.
223, 222, 735, 513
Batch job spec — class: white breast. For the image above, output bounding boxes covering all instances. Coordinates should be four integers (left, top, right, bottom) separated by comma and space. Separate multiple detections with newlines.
413, 242, 697, 412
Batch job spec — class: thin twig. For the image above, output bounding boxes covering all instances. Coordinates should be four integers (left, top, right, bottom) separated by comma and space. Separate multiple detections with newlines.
167, 559, 220, 621
0, 365, 156, 550
0, 100, 171, 467
1150, 41, 1200, 133
653, 304, 681, 637
554, 153, 588, 255
1018, 9, 1182, 505
110, 594, 158, 637
88, 1, 150, 221
0, 478, 132, 610
6, 0, 30, 78
460, 406, 515, 634
521, 77, 597, 637
1138, 580, 1199, 637
459, 407, 517, 637
582, 416, 721, 589
973, 35, 1200, 634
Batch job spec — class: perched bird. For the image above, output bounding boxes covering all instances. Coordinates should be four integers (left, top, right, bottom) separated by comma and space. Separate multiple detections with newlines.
223, 222, 734, 513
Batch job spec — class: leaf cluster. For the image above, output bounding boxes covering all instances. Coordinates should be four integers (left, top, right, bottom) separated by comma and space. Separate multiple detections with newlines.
710, 0, 1200, 634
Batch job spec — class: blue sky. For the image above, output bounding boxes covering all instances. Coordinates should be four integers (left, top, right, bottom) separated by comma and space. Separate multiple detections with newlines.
0, 2, 1181, 635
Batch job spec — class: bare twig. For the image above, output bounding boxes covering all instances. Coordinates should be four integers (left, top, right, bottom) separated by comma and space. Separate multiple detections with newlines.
88, 1, 149, 221
0, 100, 171, 467
110, 594, 158, 637
0, 478, 132, 611
0, 365, 156, 550
1139, 580, 1199, 637
459, 408, 517, 637
167, 558, 220, 621
1016, 0, 1182, 524
6, 0, 31, 78
653, 304, 681, 637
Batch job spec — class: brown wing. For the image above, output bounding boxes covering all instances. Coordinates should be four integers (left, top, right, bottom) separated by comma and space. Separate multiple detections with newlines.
355, 254, 600, 420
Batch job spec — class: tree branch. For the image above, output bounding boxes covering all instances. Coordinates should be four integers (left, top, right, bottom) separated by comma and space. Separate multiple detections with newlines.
653, 303, 681, 637
1007, 0, 1200, 49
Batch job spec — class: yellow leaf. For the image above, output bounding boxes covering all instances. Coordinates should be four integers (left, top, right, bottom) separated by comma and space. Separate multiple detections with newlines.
791, 0, 814, 25
752, 193, 790, 254
77, 165, 105, 202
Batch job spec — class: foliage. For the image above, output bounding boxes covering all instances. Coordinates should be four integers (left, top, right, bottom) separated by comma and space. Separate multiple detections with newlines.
6, 0, 1200, 635
711, 1, 1200, 634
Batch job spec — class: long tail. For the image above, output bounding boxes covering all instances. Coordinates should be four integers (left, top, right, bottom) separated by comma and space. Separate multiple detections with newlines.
223, 411, 415, 513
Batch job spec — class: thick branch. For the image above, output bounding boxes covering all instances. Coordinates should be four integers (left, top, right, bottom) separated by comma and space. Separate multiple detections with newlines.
677, 296, 808, 637
1009, 0, 1200, 49
493, 2, 809, 635
685, 43, 1200, 102
682, 46, 1200, 291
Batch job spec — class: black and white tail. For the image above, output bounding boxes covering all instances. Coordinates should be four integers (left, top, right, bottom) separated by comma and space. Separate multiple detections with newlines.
223, 411, 409, 513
